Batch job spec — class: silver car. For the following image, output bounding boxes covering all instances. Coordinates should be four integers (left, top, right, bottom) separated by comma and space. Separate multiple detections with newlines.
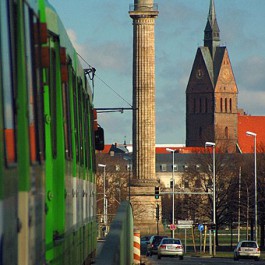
157, 238, 184, 260
234, 240, 260, 261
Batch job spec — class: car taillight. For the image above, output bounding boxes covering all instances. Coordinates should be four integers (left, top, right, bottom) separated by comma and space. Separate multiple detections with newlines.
176, 245, 183, 249
257, 247, 260, 251
160, 245, 166, 249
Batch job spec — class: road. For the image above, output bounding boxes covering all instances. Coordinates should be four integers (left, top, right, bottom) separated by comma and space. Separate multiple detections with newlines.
142, 255, 265, 265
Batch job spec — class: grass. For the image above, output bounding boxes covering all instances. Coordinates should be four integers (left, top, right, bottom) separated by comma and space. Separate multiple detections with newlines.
165, 228, 257, 247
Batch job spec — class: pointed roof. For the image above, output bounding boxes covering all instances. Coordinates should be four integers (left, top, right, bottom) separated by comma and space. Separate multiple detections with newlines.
205, 0, 220, 37
188, 46, 226, 88
204, 0, 220, 57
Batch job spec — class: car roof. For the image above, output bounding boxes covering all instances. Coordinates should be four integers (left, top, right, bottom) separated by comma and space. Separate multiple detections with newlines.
161, 238, 182, 242
239, 240, 257, 243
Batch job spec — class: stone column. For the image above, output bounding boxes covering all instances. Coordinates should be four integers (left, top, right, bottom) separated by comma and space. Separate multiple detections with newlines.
130, 0, 158, 182
129, 1, 163, 234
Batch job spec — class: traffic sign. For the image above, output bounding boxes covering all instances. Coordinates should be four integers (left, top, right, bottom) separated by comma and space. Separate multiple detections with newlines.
178, 220, 193, 228
169, 224, 176, 231
178, 224, 192, 229
198, 224, 204, 232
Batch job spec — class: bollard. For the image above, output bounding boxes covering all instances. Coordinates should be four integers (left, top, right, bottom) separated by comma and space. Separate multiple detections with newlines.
133, 229, 140, 264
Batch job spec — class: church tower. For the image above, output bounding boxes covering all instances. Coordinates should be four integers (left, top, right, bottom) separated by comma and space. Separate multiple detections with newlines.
186, 0, 238, 152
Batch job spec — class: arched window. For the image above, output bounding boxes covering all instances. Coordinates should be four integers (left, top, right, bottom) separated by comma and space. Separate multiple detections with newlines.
199, 98, 202, 113
220, 98, 223, 112
225, 127, 229, 139
229, 98, 232, 112
225, 98, 228, 112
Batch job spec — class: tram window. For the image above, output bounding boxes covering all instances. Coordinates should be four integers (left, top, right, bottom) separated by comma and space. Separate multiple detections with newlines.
23, 7, 45, 163
25, 6, 37, 162
78, 82, 84, 165
84, 96, 91, 168
90, 107, 96, 171
62, 80, 73, 160
1, 0, 16, 165
73, 78, 79, 162
32, 17, 45, 162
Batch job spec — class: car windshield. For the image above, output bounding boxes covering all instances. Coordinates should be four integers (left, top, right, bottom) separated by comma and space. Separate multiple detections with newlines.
162, 239, 181, 245
241, 242, 257, 248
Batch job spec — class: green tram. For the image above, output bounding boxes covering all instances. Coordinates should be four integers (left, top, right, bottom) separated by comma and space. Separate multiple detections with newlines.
0, 0, 104, 264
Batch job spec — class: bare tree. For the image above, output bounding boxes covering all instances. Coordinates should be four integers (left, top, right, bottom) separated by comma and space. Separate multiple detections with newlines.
96, 153, 130, 224
182, 150, 240, 246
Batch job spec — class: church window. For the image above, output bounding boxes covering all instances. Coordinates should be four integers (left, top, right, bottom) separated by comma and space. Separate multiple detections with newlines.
220, 98, 223, 112
229, 98, 232, 112
205, 98, 208, 113
195, 178, 201, 188
199, 98, 202, 113
225, 98, 228, 112
160, 164, 167, 172
225, 127, 229, 139
199, 127, 202, 139
184, 180, 189, 188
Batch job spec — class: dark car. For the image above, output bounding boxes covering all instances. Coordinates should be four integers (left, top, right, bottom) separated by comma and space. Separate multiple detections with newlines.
146, 235, 168, 256
140, 236, 151, 254
141, 235, 151, 245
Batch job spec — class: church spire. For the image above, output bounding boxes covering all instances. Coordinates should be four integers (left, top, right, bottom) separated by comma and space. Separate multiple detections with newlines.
204, 0, 220, 58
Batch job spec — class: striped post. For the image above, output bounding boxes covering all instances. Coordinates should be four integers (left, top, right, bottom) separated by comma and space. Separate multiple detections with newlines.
133, 229, 141, 264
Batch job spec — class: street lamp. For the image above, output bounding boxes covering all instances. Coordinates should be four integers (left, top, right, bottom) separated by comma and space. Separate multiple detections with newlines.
166, 148, 176, 238
123, 155, 132, 202
205, 142, 216, 256
98, 164, 107, 226
246, 131, 257, 241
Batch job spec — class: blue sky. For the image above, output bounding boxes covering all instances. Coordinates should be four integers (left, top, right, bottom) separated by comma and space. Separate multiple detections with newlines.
49, 0, 265, 145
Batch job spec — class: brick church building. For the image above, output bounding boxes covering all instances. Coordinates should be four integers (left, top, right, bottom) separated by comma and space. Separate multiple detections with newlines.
185, 0, 265, 153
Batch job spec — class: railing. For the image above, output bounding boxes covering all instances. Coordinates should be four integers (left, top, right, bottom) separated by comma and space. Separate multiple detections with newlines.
96, 201, 134, 265
129, 3, 158, 12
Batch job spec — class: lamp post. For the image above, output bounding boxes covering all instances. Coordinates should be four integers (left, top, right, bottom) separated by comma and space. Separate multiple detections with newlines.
243, 179, 250, 240
246, 131, 257, 241
98, 164, 107, 226
166, 148, 176, 238
124, 155, 132, 202
205, 142, 216, 256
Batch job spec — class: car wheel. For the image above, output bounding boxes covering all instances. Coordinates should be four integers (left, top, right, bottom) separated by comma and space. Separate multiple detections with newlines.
179, 255, 184, 260
157, 254, 161, 260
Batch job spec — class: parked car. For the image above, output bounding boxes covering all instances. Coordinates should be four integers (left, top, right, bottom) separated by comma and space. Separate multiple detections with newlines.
141, 235, 151, 246
140, 235, 151, 254
157, 238, 184, 260
234, 240, 260, 261
146, 235, 168, 256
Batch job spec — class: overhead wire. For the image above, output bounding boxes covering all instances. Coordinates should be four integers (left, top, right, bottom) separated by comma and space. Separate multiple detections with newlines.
77, 52, 132, 108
